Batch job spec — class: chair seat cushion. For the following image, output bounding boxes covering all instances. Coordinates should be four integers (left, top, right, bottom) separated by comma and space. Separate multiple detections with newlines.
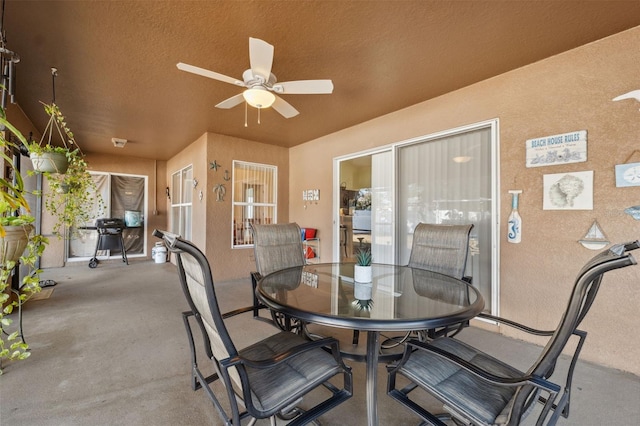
398, 337, 524, 426
240, 331, 342, 413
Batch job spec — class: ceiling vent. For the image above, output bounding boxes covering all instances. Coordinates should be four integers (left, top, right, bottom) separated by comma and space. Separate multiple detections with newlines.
112, 138, 127, 148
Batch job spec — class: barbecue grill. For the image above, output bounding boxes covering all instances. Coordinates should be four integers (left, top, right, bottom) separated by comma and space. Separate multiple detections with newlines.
88, 218, 128, 268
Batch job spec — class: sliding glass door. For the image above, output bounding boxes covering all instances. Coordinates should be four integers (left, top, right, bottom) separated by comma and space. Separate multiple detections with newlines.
335, 121, 498, 313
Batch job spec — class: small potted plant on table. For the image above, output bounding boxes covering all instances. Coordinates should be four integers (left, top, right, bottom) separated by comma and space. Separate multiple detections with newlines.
354, 248, 372, 283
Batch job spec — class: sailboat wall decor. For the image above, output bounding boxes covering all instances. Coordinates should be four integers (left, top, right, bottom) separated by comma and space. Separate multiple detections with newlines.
578, 220, 609, 250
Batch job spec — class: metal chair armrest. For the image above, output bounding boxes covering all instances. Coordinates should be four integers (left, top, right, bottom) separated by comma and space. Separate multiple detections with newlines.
223, 337, 342, 370
400, 339, 559, 394
477, 313, 555, 336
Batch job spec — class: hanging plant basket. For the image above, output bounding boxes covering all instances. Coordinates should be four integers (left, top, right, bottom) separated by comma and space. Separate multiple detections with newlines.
30, 151, 69, 174
0, 224, 34, 264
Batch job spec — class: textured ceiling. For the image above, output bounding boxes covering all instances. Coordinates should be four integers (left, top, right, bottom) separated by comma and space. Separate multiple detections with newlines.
4, 1, 640, 160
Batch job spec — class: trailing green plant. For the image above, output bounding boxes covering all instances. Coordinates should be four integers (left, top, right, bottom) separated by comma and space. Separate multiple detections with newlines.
40, 151, 104, 237
26, 103, 103, 238
355, 248, 372, 266
0, 103, 49, 374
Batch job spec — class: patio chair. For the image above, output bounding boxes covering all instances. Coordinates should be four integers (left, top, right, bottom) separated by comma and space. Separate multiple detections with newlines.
250, 222, 306, 331
153, 229, 352, 426
408, 222, 474, 280
379, 222, 474, 349
387, 241, 639, 426
408, 222, 474, 339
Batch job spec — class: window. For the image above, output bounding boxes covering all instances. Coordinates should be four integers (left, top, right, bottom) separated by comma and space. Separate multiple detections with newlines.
171, 165, 193, 240
232, 161, 277, 247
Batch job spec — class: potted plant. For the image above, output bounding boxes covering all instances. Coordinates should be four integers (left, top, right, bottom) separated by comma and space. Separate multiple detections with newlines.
354, 248, 372, 283
27, 103, 78, 173
26, 103, 102, 237
0, 104, 48, 373
28, 144, 69, 174
353, 248, 373, 313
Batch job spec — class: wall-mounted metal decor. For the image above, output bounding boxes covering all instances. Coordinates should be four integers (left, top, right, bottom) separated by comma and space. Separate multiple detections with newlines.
624, 206, 640, 220
213, 183, 226, 202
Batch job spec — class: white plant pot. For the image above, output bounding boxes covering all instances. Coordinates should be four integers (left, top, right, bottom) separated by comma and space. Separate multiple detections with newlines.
0, 224, 33, 263
354, 281, 373, 300
30, 152, 69, 174
354, 264, 372, 283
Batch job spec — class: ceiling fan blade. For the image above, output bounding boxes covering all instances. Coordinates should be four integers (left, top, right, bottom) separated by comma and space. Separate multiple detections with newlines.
177, 62, 243, 86
273, 80, 334, 94
249, 38, 274, 81
215, 93, 245, 109
271, 95, 299, 118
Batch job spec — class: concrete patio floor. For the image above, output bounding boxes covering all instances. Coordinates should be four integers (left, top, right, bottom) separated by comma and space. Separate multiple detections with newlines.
1, 259, 639, 425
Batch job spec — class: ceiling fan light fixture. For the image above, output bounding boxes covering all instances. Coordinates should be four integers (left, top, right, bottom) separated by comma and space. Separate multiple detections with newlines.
243, 87, 275, 108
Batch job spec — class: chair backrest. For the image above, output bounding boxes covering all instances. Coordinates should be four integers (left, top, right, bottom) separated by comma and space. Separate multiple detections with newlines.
531, 242, 638, 378
506, 242, 638, 422
251, 222, 305, 276
155, 230, 245, 392
408, 223, 474, 279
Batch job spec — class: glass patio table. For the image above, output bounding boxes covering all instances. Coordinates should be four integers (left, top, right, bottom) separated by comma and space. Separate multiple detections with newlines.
257, 262, 484, 426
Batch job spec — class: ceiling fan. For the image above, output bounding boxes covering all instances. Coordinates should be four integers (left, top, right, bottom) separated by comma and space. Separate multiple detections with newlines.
177, 37, 333, 119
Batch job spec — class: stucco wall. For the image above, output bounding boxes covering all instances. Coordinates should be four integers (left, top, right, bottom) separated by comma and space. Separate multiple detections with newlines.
164, 132, 288, 282
204, 133, 289, 282
289, 27, 640, 374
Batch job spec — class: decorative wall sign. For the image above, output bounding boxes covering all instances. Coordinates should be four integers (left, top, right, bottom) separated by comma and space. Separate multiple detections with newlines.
526, 130, 587, 168
543, 170, 593, 210
615, 161, 640, 187
302, 189, 320, 201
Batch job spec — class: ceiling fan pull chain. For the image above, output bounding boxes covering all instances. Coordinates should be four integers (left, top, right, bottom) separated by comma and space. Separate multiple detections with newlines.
257, 106, 261, 124
244, 101, 248, 127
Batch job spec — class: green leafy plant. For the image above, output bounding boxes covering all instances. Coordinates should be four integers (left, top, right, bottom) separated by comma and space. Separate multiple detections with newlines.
0, 103, 49, 374
355, 248, 372, 266
26, 103, 103, 238
41, 152, 103, 237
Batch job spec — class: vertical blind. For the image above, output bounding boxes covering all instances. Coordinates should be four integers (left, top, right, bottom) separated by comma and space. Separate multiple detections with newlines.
232, 161, 277, 247
396, 127, 492, 311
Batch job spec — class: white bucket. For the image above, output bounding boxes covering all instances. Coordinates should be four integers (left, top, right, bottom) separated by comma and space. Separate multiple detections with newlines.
151, 242, 163, 260
154, 245, 167, 263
